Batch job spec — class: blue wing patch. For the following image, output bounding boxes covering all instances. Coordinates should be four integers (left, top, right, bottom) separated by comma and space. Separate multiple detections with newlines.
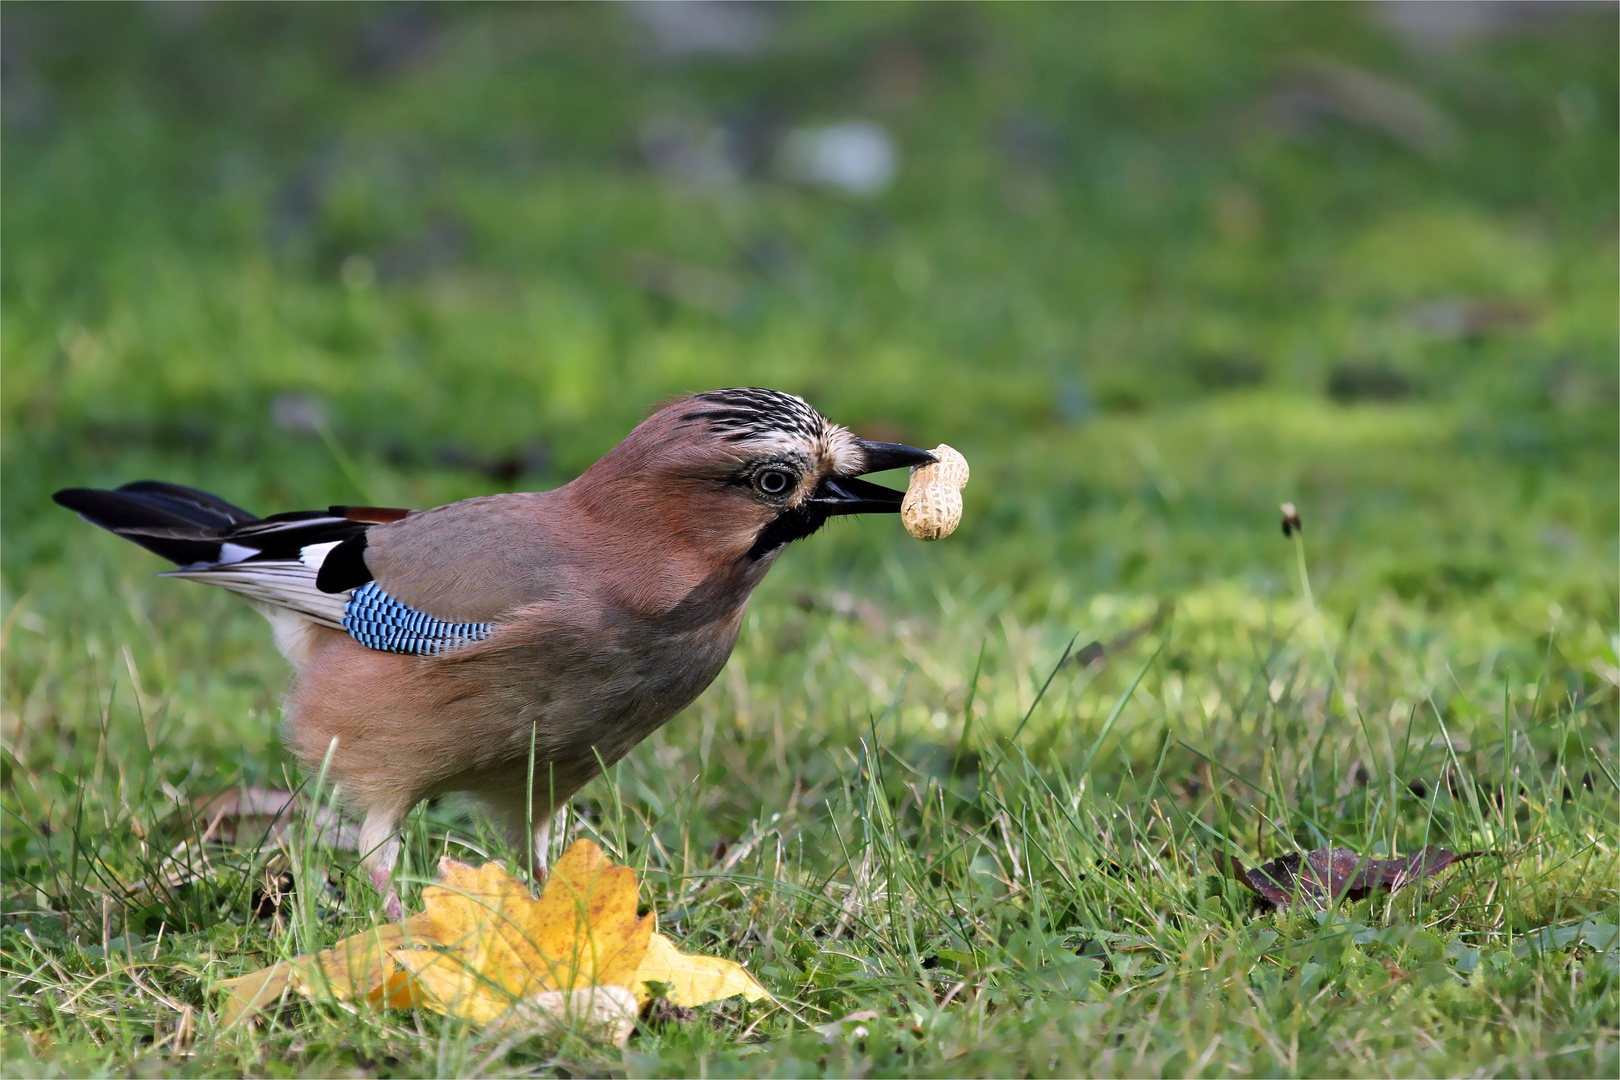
342, 582, 492, 655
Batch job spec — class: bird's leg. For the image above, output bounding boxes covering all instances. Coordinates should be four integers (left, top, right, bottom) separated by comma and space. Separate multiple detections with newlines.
532, 813, 552, 879
501, 805, 555, 893
359, 811, 403, 921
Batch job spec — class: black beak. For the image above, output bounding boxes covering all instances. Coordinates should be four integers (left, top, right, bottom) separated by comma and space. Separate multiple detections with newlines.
809, 440, 937, 517
857, 440, 938, 475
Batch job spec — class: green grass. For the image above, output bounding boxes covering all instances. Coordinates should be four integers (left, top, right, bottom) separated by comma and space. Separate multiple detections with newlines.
3, 3, 1616, 1076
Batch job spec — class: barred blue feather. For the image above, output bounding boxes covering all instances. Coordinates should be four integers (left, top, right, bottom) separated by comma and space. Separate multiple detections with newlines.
342, 582, 492, 655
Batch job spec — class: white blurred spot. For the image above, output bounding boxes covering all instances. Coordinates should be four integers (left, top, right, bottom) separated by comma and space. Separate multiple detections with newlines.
778, 121, 898, 197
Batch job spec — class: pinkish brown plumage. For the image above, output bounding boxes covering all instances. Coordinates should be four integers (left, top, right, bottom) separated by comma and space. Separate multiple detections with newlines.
55, 389, 935, 917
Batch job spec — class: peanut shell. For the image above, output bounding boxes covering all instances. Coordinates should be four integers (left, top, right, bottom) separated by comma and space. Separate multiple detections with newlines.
901, 444, 969, 541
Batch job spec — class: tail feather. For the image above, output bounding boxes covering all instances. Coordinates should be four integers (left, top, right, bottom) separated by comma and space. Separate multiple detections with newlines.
53, 481, 408, 626
53, 481, 385, 569
53, 482, 259, 565
102, 480, 258, 528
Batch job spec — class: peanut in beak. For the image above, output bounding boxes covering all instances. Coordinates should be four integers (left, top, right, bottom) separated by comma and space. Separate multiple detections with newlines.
901, 444, 969, 541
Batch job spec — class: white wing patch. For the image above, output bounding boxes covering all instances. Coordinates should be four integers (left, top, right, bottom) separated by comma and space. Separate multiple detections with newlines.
299, 540, 341, 568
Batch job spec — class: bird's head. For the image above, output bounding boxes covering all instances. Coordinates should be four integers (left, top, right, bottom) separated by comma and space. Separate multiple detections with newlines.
580, 388, 936, 564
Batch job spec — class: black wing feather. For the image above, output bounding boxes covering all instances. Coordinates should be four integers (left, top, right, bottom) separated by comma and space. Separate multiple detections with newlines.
52, 481, 380, 575
315, 534, 373, 593
53, 482, 258, 565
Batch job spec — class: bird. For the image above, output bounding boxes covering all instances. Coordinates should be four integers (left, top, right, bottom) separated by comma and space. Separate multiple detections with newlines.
54, 388, 935, 918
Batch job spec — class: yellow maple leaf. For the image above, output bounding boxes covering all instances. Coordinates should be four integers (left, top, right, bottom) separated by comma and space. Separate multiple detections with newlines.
292, 913, 435, 1009
392, 840, 655, 1025
634, 930, 770, 1008
215, 840, 770, 1035
217, 913, 435, 1025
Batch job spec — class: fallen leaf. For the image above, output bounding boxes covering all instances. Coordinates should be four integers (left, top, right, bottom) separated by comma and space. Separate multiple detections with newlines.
487, 985, 640, 1046
216, 963, 291, 1027
1513, 919, 1619, 958
635, 930, 769, 1008
215, 840, 770, 1041
192, 786, 357, 850
216, 913, 435, 1025
292, 913, 436, 1009
1225, 846, 1486, 911
392, 841, 655, 1026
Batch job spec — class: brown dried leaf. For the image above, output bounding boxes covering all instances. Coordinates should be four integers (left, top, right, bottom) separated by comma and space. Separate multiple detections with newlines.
1224, 846, 1486, 911
191, 786, 358, 850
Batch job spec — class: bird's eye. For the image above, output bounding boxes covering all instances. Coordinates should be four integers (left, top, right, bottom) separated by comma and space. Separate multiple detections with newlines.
755, 468, 794, 495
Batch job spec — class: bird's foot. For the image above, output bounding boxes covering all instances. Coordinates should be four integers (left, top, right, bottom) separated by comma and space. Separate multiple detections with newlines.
370, 863, 404, 921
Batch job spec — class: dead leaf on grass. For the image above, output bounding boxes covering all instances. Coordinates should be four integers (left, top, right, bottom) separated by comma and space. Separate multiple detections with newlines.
392, 843, 656, 1027
216, 839, 768, 1044
634, 928, 769, 1008
216, 912, 436, 1025
192, 786, 357, 850
1224, 846, 1487, 911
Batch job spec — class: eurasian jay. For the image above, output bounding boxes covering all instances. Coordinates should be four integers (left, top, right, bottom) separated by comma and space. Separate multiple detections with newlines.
54, 388, 935, 917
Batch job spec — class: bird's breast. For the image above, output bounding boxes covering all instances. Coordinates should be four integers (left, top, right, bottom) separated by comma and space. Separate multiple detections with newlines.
450, 592, 747, 769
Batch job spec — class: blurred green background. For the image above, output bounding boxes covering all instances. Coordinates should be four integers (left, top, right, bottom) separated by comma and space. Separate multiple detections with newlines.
3, 0, 1616, 745
2, 6, 1617, 1072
